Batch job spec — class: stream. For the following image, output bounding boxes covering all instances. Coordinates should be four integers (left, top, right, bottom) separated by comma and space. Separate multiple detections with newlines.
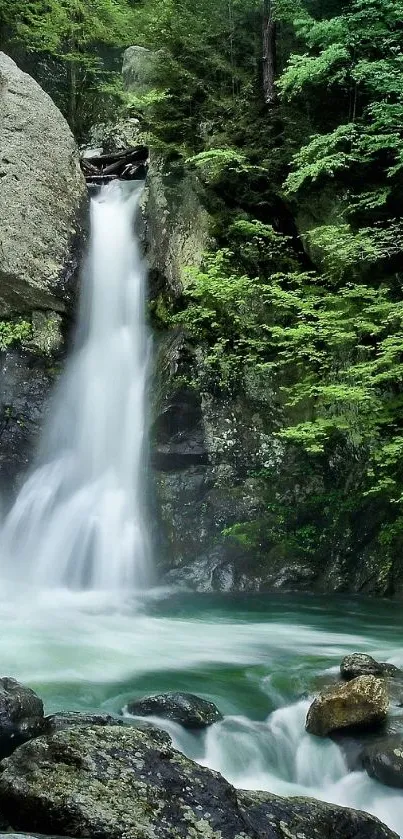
0, 588, 401, 834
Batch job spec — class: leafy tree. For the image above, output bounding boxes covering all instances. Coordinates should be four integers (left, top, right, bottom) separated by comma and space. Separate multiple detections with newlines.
0, 0, 136, 137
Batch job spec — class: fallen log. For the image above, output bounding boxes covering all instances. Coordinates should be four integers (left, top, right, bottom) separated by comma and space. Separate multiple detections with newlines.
80, 145, 149, 183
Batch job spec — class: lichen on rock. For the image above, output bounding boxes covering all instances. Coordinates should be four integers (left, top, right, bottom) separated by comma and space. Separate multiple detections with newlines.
306, 675, 389, 737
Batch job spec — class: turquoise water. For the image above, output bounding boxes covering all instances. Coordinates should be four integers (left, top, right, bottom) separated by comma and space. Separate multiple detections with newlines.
1, 587, 403, 834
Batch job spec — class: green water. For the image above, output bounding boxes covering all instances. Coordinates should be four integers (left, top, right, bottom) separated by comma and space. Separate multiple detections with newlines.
2, 587, 403, 834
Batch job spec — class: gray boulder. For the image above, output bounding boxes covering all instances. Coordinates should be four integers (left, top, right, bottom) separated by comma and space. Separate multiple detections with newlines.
0, 678, 43, 759
341, 654, 400, 681
0, 52, 86, 316
362, 736, 403, 789
122, 45, 162, 95
125, 691, 223, 728
0, 725, 397, 839
306, 675, 389, 737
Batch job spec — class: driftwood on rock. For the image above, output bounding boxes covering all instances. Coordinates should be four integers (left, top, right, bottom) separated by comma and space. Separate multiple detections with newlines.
80, 145, 148, 184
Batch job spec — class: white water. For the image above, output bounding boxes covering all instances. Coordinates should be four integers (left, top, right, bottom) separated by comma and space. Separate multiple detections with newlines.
0, 182, 151, 591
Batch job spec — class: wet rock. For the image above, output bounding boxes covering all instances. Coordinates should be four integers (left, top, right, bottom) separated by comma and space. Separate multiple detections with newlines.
306, 675, 389, 737
42, 712, 124, 735
43, 711, 171, 747
0, 348, 59, 496
0, 725, 249, 838
362, 736, 403, 789
0, 725, 397, 839
341, 654, 400, 681
238, 789, 398, 839
126, 719, 172, 746
0, 52, 86, 316
331, 711, 403, 771
125, 691, 223, 728
0, 678, 44, 759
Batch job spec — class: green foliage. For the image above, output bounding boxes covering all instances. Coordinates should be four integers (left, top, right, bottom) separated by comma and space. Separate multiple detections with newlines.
0, 0, 136, 137
186, 149, 251, 184
0, 319, 32, 350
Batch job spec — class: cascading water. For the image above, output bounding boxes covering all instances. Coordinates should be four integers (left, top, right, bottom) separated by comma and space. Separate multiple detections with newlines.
0, 180, 401, 839
0, 181, 151, 591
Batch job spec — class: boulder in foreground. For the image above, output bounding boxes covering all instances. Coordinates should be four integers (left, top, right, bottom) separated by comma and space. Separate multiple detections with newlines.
0, 725, 397, 839
306, 675, 388, 736
125, 690, 223, 728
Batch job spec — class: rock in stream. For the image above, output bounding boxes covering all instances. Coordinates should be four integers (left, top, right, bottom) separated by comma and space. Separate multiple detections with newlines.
125, 691, 223, 728
306, 675, 389, 736
340, 654, 400, 681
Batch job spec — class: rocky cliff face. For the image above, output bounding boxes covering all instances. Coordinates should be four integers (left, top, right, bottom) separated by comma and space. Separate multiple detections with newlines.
0, 53, 86, 497
121, 45, 397, 596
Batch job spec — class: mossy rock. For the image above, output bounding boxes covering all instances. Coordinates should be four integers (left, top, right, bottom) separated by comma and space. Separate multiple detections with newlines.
0, 725, 397, 839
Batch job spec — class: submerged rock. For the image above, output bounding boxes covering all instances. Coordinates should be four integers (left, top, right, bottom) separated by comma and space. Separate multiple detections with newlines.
0, 52, 86, 315
0, 678, 43, 759
362, 736, 403, 789
306, 675, 388, 737
0, 725, 397, 839
125, 691, 223, 728
341, 654, 400, 681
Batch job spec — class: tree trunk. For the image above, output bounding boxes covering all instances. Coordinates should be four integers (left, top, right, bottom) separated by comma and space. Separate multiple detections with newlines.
68, 59, 77, 134
262, 0, 277, 106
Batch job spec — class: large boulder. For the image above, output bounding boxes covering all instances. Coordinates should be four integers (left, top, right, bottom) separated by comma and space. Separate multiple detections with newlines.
362, 736, 403, 789
0, 52, 86, 315
306, 675, 389, 737
125, 691, 223, 728
0, 725, 397, 839
0, 678, 43, 759
341, 654, 400, 681
122, 46, 163, 95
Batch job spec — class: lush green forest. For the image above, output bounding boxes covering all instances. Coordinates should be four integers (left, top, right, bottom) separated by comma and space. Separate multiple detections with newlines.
2, 0, 403, 585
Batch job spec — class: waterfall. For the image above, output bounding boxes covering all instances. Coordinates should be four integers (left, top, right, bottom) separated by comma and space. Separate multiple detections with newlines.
0, 181, 151, 591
